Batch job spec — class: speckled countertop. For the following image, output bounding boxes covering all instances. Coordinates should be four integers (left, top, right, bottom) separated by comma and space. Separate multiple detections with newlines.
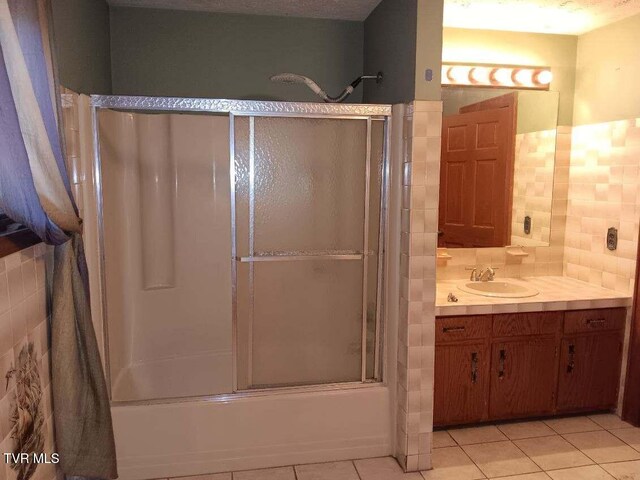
436, 276, 632, 317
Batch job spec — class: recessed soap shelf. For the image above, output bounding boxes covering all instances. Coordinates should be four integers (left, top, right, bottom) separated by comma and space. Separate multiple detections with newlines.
437, 248, 452, 260
506, 246, 529, 257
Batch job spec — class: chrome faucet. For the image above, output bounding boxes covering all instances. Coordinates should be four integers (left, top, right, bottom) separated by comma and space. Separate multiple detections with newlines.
479, 267, 495, 282
469, 267, 480, 281
467, 266, 496, 282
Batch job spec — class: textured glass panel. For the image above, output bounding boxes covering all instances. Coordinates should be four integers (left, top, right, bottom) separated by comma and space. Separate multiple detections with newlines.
233, 115, 386, 389
246, 260, 363, 388
234, 116, 250, 258
253, 117, 367, 253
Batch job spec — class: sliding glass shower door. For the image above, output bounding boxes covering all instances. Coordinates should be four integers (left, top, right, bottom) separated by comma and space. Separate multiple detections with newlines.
233, 115, 386, 389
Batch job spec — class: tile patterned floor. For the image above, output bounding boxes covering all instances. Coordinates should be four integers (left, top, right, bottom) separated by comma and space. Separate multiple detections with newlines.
168, 415, 640, 480
429, 415, 640, 480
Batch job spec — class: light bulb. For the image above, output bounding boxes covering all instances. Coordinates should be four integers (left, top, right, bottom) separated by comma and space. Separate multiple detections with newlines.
442, 66, 451, 84
470, 67, 491, 85
514, 69, 534, 87
492, 68, 514, 86
448, 66, 472, 84
535, 70, 553, 85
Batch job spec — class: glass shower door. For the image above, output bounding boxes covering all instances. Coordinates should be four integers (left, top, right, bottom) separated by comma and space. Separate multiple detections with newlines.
233, 115, 385, 389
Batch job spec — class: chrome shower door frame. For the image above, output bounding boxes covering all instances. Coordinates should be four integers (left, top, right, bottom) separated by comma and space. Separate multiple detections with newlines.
90, 96, 391, 405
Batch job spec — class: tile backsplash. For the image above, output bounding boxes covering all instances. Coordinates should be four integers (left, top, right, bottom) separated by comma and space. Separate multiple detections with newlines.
563, 118, 640, 295
511, 129, 557, 246
0, 245, 58, 480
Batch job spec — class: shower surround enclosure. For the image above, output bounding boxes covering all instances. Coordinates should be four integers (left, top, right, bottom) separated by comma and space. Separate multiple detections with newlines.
79, 96, 404, 478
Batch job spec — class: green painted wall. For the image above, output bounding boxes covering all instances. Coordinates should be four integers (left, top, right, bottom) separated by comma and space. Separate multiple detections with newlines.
109, 7, 364, 103
51, 0, 112, 94
443, 28, 577, 126
415, 0, 444, 101
363, 0, 417, 104
574, 14, 640, 125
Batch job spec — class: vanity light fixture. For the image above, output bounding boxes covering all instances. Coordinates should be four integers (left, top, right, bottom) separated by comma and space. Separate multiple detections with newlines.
442, 63, 553, 90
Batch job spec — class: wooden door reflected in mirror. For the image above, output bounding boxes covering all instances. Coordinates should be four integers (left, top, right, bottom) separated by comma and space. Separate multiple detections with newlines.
439, 88, 559, 248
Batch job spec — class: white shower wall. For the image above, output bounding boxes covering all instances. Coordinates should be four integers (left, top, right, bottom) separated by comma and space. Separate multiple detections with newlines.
98, 110, 233, 401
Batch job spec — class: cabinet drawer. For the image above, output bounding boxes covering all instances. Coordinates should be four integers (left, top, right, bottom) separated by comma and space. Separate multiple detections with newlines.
436, 316, 492, 343
564, 308, 626, 334
493, 312, 563, 337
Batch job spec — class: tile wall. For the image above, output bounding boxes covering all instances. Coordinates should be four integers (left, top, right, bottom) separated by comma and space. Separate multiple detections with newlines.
0, 244, 59, 480
396, 100, 442, 472
511, 129, 557, 246
563, 118, 640, 296
436, 126, 572, 281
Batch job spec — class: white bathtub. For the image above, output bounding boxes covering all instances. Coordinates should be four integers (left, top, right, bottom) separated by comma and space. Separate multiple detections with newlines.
112, 386, 393, 480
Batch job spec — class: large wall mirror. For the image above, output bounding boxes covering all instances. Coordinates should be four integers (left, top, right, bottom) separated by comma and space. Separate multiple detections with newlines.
439, 87, 560, 248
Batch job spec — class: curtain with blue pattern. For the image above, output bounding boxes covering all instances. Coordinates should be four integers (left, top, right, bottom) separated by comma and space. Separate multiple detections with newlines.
0, 1, 117, 477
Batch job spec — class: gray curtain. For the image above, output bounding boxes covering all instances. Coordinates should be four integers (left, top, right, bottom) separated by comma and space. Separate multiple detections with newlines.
0, 0, 117, 478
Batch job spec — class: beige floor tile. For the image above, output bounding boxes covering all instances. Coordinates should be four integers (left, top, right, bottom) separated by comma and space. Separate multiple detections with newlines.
589, 414, 634, 431
488, 474, 551, 480
233, 466, 295, 480
420, 447, 485, 480
600, 460, 640, 479
563, 430, 640, 464
448, 425, 508, 446
498, 421, 557, 440
610, 428, 640, 451
515, 435, 593, 471
544, 417, 603, 435
295, 461, 359, 480
175, 475, 231, 480
462, 441, 540, 478
354, 457, 423, 480
433, 431, 457, 448
546, 465, 615, 480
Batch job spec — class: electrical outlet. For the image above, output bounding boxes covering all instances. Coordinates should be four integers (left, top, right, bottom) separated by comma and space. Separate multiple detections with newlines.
607, 227, 618, 251
524, 216, 531, 235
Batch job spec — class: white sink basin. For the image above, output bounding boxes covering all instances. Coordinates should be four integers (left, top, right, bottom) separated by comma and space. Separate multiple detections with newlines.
457, 279, 539, 298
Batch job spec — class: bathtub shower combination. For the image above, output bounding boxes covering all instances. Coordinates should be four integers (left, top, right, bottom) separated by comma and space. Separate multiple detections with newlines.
85, 96, 397, 478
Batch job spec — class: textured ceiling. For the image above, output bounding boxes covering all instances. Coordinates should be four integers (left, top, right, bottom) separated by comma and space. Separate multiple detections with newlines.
107, 0, 640, 33
443, 0, 640, 34
106, 0, 384, 21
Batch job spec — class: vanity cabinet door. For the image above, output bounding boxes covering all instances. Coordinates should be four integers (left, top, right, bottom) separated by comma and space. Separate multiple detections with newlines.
557, 332, 623, 412
434, 342, 490, 426
489, 337, 558, 419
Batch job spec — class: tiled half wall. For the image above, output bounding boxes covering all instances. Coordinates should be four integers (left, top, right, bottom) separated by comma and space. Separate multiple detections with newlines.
396, 100, 442, 472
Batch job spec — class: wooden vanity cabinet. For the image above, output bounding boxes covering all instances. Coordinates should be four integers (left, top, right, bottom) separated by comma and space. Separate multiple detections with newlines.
489, 312, 562, 419
434, 316, 491, 426
556, 308, 626, 412
435, 308, 625, 426
489, 337, 559, 419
